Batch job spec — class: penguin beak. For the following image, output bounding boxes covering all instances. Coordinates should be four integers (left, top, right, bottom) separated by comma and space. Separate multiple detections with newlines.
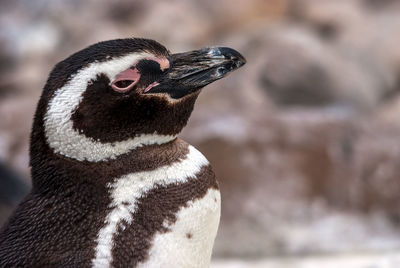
146, 47, 246, 99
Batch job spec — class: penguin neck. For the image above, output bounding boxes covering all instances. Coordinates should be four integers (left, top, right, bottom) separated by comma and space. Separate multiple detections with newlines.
29, 91, 193, 193
30, 116, 189, 192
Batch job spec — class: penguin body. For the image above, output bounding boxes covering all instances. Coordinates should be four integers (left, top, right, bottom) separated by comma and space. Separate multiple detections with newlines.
0, 38, 245, 267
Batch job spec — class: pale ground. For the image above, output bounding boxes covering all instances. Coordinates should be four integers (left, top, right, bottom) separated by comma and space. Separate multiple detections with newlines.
211, 251, 400, 268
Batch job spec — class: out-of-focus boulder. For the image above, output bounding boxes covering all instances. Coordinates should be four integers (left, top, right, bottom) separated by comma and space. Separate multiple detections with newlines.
0, 97, 36, 177
237, 23, 396, 109
286, 0, 400, 106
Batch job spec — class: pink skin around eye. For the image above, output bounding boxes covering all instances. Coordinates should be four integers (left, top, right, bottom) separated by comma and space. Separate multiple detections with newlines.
144, 81, 160, 92
142, 56, 168, 92
145, 57, 170, 71
111, 68, 141, 93
111, 56, 169, 93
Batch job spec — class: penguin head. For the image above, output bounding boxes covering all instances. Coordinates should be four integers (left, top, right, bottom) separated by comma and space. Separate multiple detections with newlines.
37, 38, 245, 161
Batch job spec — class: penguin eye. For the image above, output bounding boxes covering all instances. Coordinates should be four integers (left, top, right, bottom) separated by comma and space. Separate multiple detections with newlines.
114, 80, 134, 88
111, 68, 141, 93
111, 80, 136, 93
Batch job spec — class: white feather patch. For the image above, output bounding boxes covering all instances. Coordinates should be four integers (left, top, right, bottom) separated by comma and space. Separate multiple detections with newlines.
91, 145, 209, 268
44, 53, 175, 162
138, 188, 221, 268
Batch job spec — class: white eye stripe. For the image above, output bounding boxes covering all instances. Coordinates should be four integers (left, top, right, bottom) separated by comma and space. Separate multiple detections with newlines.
44, 53, 174, 162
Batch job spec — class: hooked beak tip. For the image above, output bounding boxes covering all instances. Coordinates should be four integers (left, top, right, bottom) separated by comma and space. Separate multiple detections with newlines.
208, 47, 246, 68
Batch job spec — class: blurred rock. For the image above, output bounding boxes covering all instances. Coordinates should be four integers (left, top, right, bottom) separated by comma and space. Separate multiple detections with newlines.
241, 23, 396, 109
289, 0, 400, 104
0, 97, 36, 177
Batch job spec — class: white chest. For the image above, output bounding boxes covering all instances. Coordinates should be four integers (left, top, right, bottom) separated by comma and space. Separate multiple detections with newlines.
91, 145, 220, 268
138, 188, 221, 268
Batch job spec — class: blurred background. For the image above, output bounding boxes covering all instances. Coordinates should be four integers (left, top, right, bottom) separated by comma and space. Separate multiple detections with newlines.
1, 0, 400, 267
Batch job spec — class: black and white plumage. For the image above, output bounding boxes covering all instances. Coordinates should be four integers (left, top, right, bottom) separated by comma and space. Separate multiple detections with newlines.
0, 38, 245, 267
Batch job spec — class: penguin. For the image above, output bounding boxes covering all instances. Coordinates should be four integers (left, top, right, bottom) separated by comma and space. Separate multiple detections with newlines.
0, 38, 245, 267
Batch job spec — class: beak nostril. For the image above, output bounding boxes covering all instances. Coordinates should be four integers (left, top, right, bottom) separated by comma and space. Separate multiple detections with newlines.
216, 67, 228, 77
